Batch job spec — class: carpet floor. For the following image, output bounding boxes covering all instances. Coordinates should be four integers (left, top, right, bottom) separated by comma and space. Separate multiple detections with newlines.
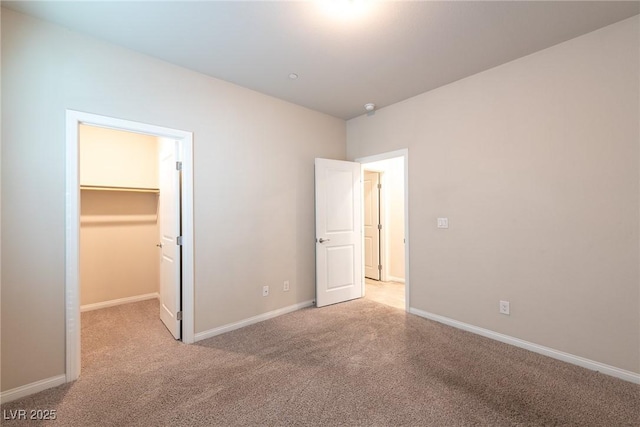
2, 298, 638, 426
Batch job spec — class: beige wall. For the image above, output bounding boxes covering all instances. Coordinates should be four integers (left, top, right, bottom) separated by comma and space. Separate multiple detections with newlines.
80, 126, 160, 306
348, 17, 640, 373
1, 8, 345, 391
364, 157, 405, 281
80, 191, 159, 305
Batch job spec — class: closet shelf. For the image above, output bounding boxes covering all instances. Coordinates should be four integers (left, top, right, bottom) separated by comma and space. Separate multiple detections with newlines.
80, 185, 159, 193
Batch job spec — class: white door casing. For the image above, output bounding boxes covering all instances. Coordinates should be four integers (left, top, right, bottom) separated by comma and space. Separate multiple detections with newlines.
159, 137, 182, 339
356, 149, 410, 312
363, 171, 381, 280
315, 158, 363, 307
66, 110, 195, 383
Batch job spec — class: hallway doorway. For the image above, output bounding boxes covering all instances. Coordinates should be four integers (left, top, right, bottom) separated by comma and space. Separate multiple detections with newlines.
358, 150, 408, 311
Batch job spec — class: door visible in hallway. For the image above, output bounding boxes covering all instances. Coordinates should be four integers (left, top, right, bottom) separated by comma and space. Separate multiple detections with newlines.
364, 171, 381, 280
159, 137, 182, 339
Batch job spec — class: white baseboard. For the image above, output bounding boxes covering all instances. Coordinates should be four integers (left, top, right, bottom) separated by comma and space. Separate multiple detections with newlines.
386, 275, 405, 283
195, 300, 314, 342
409, 307, 640, 384
0, 375, 66, 404
80, 293, 159, 312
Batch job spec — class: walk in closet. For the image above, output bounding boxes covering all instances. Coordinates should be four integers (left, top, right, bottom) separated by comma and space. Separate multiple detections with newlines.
79, 124, 160, 311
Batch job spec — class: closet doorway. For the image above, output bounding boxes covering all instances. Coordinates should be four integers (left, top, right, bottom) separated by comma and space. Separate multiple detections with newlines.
65, 111, 194, 384
79, 125, 183, 338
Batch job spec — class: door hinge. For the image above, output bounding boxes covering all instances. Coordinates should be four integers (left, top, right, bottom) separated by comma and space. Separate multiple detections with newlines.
377, 183, 382, 189
176, 236, 183, 246
378, 264, 382, 271
378, 224, 382, 230
176, 161, 183, 171
176, 311, 183, 321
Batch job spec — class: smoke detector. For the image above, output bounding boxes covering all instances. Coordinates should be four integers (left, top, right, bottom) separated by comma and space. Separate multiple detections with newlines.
364, 103, 376, 112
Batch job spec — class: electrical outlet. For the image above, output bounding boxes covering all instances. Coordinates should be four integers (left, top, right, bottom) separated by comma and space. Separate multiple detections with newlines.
283, 280, 290, 292
499, 300, 510, 315
437, 217, 449, 229
262, 285, 269, 297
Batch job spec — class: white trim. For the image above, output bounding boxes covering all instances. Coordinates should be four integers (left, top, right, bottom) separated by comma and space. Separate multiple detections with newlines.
409, 307, 640, 384
356, 149, 409, 312
386, 275, 405, 284
65, 110, 196, 385
65, 114, 81, 383
195, 300, 314, 342
0, 375, 66, 404
80, 293, 159, 312
180, 130, 195, 345
356, 149, 408, 164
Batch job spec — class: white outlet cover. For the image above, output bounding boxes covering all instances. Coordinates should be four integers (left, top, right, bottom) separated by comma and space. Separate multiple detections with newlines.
499, 300, 510, 315
283, 281, 290, 291
437, 218, 449, 228
263, 285, 269, 296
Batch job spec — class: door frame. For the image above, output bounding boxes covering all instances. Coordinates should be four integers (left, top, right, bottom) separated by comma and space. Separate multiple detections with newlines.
65, 110, 195, 383
356, 149, 410, 312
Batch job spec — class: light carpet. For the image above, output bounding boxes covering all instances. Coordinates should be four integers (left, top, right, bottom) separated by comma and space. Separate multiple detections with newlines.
2, 298, 638, 426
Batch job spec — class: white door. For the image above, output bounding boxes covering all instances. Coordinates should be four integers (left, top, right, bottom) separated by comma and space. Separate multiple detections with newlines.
315, 158, 363, 307
363, 171, 381, 280
159, 137, 181, 339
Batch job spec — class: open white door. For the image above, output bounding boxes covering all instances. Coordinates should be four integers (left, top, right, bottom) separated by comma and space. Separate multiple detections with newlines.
363, 171, 381, 280
159, 137, 182, 339
315, 158, 363, 307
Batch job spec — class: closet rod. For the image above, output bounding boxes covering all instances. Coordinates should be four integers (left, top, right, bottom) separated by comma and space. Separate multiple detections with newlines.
80, 185, 159, 193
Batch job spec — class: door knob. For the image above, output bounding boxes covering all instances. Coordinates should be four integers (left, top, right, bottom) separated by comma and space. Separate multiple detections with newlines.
156, 243, 163, 248
318, 238, 330, 243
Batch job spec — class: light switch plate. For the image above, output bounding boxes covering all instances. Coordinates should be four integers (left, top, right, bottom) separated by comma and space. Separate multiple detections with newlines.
437, 218, 449, 229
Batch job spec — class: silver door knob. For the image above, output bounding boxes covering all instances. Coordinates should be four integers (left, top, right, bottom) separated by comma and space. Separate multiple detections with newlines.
318, 238, 330, 243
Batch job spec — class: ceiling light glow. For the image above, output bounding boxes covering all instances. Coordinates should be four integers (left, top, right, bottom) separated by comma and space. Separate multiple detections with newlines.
317, 0, 372, 21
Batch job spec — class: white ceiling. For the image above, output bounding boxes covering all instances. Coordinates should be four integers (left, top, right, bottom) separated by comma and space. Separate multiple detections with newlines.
4, 1, 639, 120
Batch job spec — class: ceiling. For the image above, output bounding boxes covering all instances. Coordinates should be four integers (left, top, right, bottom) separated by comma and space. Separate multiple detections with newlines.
4, 1, 639, 120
